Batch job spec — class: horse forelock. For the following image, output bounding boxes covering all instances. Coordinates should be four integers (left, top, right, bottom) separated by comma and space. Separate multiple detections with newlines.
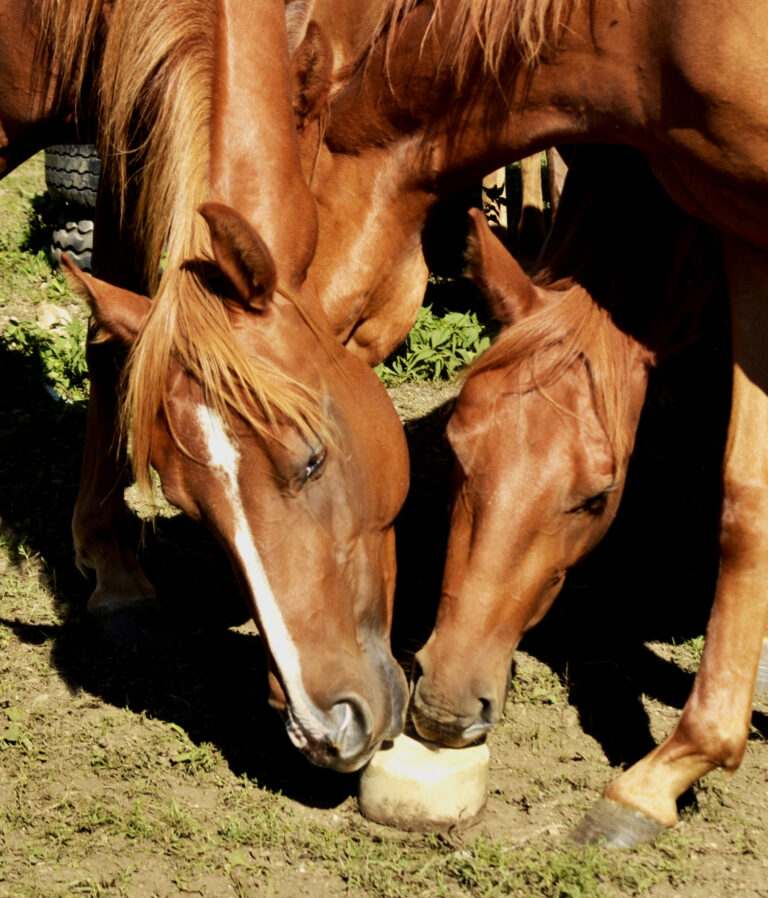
375, 0, 580, 84
467, 283, 639, 473
125, 268, 337, 499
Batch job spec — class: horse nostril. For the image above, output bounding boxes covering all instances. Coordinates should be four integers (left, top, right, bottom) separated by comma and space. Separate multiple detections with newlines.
330, 696, 373, 760
478, 696, 497, 727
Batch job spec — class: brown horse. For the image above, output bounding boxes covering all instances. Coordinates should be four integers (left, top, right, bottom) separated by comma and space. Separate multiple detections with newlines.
289, 0, 768, 828
1, 0, 410, 772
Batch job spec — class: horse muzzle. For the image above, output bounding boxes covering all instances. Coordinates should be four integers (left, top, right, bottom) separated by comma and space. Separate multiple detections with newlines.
281, 657, 408, 773
409, 662, 499, 748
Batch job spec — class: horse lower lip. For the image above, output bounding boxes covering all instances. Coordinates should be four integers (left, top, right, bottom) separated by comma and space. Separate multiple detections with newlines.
461, 722, 491, 744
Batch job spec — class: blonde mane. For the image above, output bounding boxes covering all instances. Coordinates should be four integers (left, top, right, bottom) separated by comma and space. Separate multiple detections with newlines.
37, 0, 329, 494
468, 282, 640, 470
378, 0, 580, 83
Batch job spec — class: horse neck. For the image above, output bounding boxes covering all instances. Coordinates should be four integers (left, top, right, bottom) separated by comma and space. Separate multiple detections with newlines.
327, 0, 651, 178
210, 0, 317, 289
309, 135, 434, 346
0, 0, 106, 171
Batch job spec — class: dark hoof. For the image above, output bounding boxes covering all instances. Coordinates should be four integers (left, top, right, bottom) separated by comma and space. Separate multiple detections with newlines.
88, 596, 163, 645
755, 639, 768, 696
570, 798, 666, 848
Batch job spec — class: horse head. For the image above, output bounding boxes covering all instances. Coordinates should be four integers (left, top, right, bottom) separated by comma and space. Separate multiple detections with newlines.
64, 202, 410, 772
410, 209, 650, 746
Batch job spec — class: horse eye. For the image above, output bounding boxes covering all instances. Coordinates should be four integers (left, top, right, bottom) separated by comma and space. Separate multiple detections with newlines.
302, 446, 327, 483
570, 492, 609, 516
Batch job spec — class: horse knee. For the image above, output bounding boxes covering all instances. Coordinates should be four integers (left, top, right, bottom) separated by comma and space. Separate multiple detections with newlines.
678, 709, 749, 772
719, 478, 768, 568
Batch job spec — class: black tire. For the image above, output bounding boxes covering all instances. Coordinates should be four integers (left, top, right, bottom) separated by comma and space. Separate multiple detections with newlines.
44, 144, 101, 208
50, 207, 94, 272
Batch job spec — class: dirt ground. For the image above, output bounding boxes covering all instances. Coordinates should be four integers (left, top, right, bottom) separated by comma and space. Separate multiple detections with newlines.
2, 157, 768, 897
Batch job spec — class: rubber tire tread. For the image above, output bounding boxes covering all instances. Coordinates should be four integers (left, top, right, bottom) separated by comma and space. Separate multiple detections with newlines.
50, 209, 94, 272
45, 144, 101, 208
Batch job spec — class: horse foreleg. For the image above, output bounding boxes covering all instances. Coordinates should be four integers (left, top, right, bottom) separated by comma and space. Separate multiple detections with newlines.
72, 334, 157, 616
572, 236, 768, 846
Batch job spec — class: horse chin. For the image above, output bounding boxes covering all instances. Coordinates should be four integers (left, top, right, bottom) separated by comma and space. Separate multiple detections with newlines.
410, 711, 491, 749
409, 679, 495, 748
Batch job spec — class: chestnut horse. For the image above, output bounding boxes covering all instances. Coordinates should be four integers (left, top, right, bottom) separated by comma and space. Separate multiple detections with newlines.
291, 0, 768, 831
0, 0, 410, 772
416, 147, 732, 844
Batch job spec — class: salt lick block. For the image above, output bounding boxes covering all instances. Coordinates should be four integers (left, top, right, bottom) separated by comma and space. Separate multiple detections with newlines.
358, 733, 489, 831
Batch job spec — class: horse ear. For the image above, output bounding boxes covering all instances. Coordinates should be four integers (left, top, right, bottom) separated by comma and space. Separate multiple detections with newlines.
285, 0, 316, 54
292, 20, 332, 128
465, 207, 546, 325
198, 202, 276, 311
61, 254, 150, 344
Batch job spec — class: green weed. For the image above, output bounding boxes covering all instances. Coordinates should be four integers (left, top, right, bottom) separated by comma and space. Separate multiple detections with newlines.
376, 305, 491, 384
2, 316, 88, 404
680, 634, 705, 665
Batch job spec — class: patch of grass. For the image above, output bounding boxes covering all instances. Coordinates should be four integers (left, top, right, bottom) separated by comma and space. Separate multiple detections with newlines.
678, 634, 705, 666
298, 824, 665, 898
509, 655, 567, 706
376, 305, 491, 385
2, 316, 88, 404
0, 156, 85, 324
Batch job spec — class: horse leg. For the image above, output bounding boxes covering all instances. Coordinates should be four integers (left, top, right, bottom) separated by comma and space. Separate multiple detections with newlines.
71, 211, 157, 618
572, 236, 768, 846
72, 337, 157, 616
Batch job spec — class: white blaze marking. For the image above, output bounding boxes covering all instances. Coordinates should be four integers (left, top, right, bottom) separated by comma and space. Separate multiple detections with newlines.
194, 404, 329, 747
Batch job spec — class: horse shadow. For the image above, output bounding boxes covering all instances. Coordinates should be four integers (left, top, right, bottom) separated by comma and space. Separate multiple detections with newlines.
0, 339, 355, 808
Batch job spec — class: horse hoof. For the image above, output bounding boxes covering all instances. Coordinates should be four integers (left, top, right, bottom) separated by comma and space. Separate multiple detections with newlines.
755, 638, 768, 696
570, 798, 666, 848
87, 595, 163, 645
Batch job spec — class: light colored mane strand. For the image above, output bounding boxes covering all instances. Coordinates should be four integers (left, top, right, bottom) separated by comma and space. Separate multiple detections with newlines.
379, 0, 579, 83
468, 283, 639, 470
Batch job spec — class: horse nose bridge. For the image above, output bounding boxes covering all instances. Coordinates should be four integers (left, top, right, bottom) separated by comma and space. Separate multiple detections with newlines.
316, 633, 408, 729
